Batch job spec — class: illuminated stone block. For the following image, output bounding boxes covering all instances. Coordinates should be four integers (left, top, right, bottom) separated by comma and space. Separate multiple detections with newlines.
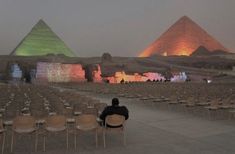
36, 62, 86, 82
92, 65, 103, 83
104, 71, 165, 83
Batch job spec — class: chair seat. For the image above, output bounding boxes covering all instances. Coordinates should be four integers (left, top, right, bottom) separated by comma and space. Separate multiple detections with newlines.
0, 129, 5, 133
67, 118, 75, 123
4, 120, 13, 126
36, 119, 45, 124
76, 125, 98, 131
74, 111, 82, 115
49, 112, 56, 116
14, 128, 36, 133
106, 126, 123, 131
205, 106, 219, 110
0, 108, 5, 112
46, 126, 66, 132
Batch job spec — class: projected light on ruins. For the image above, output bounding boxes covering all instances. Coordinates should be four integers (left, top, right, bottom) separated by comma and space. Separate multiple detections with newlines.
36, 62, 86, 82
105, 71, 165, 83
139, 16, 228, 57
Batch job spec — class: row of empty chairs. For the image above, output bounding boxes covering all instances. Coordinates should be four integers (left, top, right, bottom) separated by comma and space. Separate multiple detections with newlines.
59, 82, 235, 120
4, 114, 126, 153
0, 84, 107, 121
0, 83, 127, 153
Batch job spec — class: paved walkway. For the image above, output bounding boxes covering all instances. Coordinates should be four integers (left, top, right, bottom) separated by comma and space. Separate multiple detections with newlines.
10, 90, 235, 154
81, 92, 235, 154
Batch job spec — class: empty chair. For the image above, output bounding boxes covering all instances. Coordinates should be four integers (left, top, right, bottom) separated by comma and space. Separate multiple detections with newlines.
103, 114, 126, 148
82, 108, 98, 116
94, 103, 107, 115
44, 115, 68, 151
11, 116, 38, 152
74, 114, 99, 149
73, 103, 87, 116
0, 119, 5, 154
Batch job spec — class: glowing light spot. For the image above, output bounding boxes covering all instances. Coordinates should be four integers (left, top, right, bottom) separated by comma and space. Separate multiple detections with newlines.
104, 71, 165, 83
92, 65, 102, 83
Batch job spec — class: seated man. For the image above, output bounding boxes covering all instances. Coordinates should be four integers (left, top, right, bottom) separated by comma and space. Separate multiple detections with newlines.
100, 98, 129, 127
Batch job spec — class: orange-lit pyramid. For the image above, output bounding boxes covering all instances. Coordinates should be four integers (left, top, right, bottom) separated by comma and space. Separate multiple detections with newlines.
139, 16, 228, 57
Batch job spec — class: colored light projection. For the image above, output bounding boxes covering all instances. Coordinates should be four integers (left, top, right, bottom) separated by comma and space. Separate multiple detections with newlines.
104, 71, 165, 83
36, 62, 86, 82
171, 72, 187, 82
11, 20, 76, 57
11, 64, 22, 79
139, 16, 228, 57
92, 65, 102, 83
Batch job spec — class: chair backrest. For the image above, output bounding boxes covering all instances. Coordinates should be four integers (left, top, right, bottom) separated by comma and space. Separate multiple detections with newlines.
94, 103, 107, 112
82, 108, 98, 115
45, 115, 66, 129
74, 103, 87, 111
105, 114, 125, 127
75, 114, 98, 130
13, 116, 36, 130
0, 119, 4, 131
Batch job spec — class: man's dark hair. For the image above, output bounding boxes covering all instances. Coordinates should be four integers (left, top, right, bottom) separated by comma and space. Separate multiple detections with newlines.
112, 98, 119, 106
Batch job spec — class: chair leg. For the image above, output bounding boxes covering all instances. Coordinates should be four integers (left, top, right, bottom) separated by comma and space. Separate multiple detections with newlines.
103, 128, 106, 148
35, 130, 38, 152
1, 132, 5, 154
74, 130, 77, 150
123, 130, 126, 146
95, 129, 98, 148
43, 133, 46, 152
10, 131, 14, 153
66, 129, 69, 149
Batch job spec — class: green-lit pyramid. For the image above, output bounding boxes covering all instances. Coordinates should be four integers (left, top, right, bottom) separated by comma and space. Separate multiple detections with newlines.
11, 19, 76, 57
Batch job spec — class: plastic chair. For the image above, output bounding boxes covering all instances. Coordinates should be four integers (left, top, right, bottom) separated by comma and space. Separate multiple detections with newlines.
11, 116, 38, 152
44, 115, 68, 151
0, 119, 5, 154
74, 114, 99, 149
103, 114, 126, 148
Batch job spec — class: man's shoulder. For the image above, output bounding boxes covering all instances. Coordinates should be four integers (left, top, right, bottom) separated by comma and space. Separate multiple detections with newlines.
103, 106, 113, 111
104, 105, 128, 111
120, 105, 128, 109
120, 106, 128, 111
105, 105, 113, 109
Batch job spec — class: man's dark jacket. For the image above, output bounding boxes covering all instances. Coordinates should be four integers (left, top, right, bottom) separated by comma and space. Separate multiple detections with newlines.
100, 105, 129, 125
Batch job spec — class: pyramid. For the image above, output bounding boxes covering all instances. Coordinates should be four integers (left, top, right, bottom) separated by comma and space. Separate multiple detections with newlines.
139, 16, 228, 57
11, 19, 76, 57
191, 46, 229, 56
190, 46, 211, 56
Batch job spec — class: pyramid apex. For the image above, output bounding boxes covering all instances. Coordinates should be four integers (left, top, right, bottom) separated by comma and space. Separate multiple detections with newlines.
37, 19, 47, 24
181, 15, 190, 19
178, 16, 193, 22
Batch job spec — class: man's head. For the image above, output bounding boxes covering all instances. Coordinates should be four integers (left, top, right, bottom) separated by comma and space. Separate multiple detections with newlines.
112, 98, 119, 106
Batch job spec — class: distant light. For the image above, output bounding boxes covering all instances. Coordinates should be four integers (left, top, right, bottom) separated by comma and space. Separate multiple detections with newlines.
163, 52, 167, 56
179, 50, 190, 56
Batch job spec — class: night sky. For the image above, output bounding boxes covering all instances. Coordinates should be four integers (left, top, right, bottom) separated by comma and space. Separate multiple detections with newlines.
0, 0, 234, 57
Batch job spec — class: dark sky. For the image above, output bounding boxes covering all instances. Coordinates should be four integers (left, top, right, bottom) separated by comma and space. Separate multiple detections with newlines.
0, 0, 234, 57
